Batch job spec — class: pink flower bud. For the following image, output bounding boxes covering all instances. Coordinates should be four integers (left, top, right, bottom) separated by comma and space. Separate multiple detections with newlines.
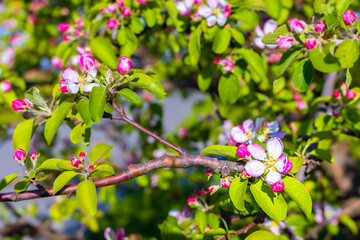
195, 0, 203, 4
63, 35, 70, 41
116, 228, 126, 240
237, 143, 250, 158
194, 189, 202, 196
51, 56, 63, 68
224, 11, 231, 17
271, 181, 284, 192
296, 99, 306, 110
293, 92, 301, 100
143, 92, 153, 101
76, 19, 84, 28
345, 89, 357, 99
242, 169, 250, 177
13, 149, 26, 162
75, 29, 82, 37
314, 21, 325, 32
61, 7, 69, 16
79, 152, 86, 158
89, 165, 94, 171
107, 18, 117, 29
225, 5, 231, 12
71, 158, 81, 168
0, 80, 12, 92
288, 18, 307, 33
117, 56, 132, 74
333, 90, 340, 98
59, 79, 68, 93
205, 169, 212, 176
30, 152, 39, 162
104, 227, 113, 239
275, 154, 292, 174
267, 52, 282, 63
12, 99, 28, 112
117, 0, 124, 7
58, 22, 69, 33
208, 187, 214, 193
305, 38, 317, 49
276, 36, 294, 50
178, 127, 187, 138
343, 10, 356, 25
213, 59, 220, 64
221, 178, 231, 187
25, 99, 34, 108
100, 7, 106, 13
187, 197, 196, 205
122, 7, 131, 17
108, 3, 117, 13
80, 54, 95, 70
137, 0, 147, 4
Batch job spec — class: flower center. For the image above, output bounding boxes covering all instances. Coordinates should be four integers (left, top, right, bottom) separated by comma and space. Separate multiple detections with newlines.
245, 131, 252, 138
266, 156, 276, 168
213, 8, 219, 15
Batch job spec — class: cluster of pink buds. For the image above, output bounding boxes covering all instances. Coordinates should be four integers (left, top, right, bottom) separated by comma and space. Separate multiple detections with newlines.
51, 56, 63, 69
293, 92, 307, 111
11, 99, 33, 112
58, 18, 85, 41
13, 149, 39, 167
333, 82, 357, 100
101, 1, 131, 31
71, 157, 82, 168
0, 80, 12, 92
214, 58, 235, 72
104, 227, 129, 240
117, 56, 132, 74
194, 189, 207, 196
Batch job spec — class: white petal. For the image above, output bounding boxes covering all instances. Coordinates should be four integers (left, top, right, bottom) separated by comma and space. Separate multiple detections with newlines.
230, 127, 248, 143
206, 15, 217, 27
198, 5, 212, 18
217, 13, 227, 26
86, 68, 97, 82
207, 0, 219, 9
243, 119, 254, 132
254, 25, 264, 37
265, 170, 282, 185
263, 19, 278, 34
84, 83, 100, 92
245, 160, 266, 177
266, 137, 283, 159
253, 37, 265, 49
255, 117, 264, 131
184, 0, 194, 9
62, 67, 79, 83
247, 144, 267, 160
66, 82, 79, 94
219, 0, 227, 10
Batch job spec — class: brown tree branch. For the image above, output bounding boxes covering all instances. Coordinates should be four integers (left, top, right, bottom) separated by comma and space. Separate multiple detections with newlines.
0, 154, 243, 202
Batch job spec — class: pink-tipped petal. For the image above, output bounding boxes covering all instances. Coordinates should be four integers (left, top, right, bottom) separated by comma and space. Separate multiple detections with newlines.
265, 170, 282, 185
206, 15, 217, 27
62, 67, 79, 83
266, 137, 283, 160
247, 144, 267, 161
263, 19, 278, 34
198, 5, 212, 18
207, 0, 219, 9
244, 160, 266, 177
217, 13, 227, 26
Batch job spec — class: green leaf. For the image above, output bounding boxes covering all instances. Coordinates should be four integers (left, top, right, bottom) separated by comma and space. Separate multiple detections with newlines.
77, 99, 94, 127
274, 46, 303, 77
14, 177, 30, 193
89, 37, 118, 70
218, 74, 241, 104
238, 48, 268, 81
309, 48, 341, 73
292, 59, 315, 92
325, 11, 340, 29
335, 40, 359, 68
127, 73, 168, 99
130, 16, 144, 34
94, 164, 115, 175
25, 87, 48, 111
339, 214, 359, 235
336, 0, 353, 15
120, 28, 138, 57
89, 86, 107, 123
44, 102, 73, 145
282, 176, 312, 218
310, 148, 334, 163
262, 24, 290, 44
89, 142, 113, 164
53, 171, 78, 195
264, 0, 281, 19
245, 230, 279, 240
203, 228, 226, 240
76, 180, 97, 216
38, 158, 76, 171
161, 220, 186, 240
197, 65, 213, 92
70, 123, 86, 144
229, 178, 248, 211
189, 26, 201, 66
207, 213, 220, 229
200, 145, 238, 159
212, 27, 231, 54
144, 7, 157, 28
230, 28, 245, 45
118, 88, 140, 104
195, 210, 207, 234
13, 119, 36, 153
250, 180, 287, 222
0, 174, 19, 191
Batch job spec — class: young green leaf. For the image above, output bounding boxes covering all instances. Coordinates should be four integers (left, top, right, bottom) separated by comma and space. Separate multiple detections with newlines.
77, 99, 94, 126
218, 74, 241, 104
230, 28, 245, 45
309, 48, 340, 73
262, 24, 289, 44
245, 230, 279, 240
89, 142, 113, 164
94, 164, 115, 175
89, 37, 118, 70
200, 145, 238, 159
76, 180, 97, 216
282, 176, 312, 218
292, 59, 315, 92
203, 228, 226, 240
70, 123, 86, 144
44, 102, 73, 145
118, 88, 140, 104
53, 171, 78, 195
0, 173, 20, 191
197, 65, 213, 92
335, 40, 359, 68
189, 26, 202, 66
120, 28, 138, 57
127, 73, 168, 99
195, 210, 207, 234
14, 177, 30, 193
274, 46, 303, 77
250, 180, 287, 222
213, 27, 231, 54
13, 118, 36, 153
229, 178, 248, 211
38, 158, 75, 171
89, 86, 107, 123
238, 48, 268, 81
25, 87, 49, 111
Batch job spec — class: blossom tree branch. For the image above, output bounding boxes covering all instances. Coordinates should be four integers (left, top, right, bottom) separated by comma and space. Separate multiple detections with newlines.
0, 154, 243, 202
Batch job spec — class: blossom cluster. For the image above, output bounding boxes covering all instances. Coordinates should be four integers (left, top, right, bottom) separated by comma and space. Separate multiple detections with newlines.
70, 152, 94, 172
214, 58, 235, 72
58, 18, 85, 42
229, 119, 290, 192
13, 149, 40, 173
